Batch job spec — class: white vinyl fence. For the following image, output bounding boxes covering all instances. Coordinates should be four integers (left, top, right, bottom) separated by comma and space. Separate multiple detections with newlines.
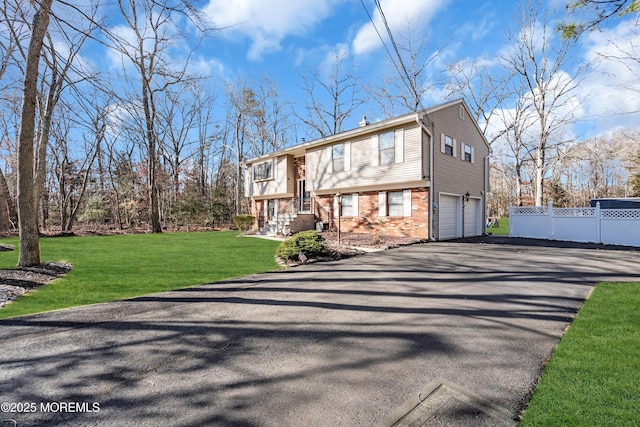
509, 202, 640, 247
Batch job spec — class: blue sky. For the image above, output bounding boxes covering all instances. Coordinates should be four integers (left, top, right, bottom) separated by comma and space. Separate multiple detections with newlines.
90, 0, 640, 142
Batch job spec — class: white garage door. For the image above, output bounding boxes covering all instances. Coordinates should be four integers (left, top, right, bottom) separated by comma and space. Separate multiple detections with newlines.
464, 198, 481, 237
439, 194, 461, 240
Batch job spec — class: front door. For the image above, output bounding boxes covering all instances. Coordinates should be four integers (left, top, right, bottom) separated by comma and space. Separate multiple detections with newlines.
298, 179, 311, 213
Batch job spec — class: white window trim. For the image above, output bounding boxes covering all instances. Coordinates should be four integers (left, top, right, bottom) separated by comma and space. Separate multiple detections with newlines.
340, 193, 358, 217
372, 130, 404, 166
378, 191, 386, 217
253, 159, 274, 182
463, 143, 475, 163
329, 142, 351, 173
403, 189, 412, 217
440, 134, 457, 157
379, 190, 412, 217
371, 135, 379, 167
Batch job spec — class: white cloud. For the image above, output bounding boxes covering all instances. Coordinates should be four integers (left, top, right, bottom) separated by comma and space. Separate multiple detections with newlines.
352, 0, 449, 55
202, 0, 343, 61
580, 18, 640, 133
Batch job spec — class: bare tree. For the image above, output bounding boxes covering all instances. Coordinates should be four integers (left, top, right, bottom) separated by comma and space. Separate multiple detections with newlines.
298, 47, 366, 138
446, 59, 516, 146
16, 0, 54, 266
107, 0, 213, 232
371, 22, 441, 117
501, 2, 585, 206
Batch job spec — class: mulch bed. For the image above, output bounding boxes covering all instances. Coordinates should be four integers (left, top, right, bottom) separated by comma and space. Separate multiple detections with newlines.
320, 231, 425, 249
0, 262, 73, 309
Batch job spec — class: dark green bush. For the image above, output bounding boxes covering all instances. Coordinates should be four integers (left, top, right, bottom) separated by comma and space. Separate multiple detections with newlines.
233, 215, 255, 231
276, 230, 327, 262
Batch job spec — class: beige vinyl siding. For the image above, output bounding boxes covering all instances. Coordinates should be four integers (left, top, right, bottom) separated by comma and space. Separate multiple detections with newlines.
431, 104, 488, 198
249, 154, 294, 198
307, 125, 423, 192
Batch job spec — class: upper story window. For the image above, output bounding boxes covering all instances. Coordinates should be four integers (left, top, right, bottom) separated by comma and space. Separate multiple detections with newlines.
463, 144, 472, 162
327, 142, 350, 173
444, 135, 454, 156
371, 129, 403, 166
379, 131, 395, 165
253, 160, 273, 181
332, 143, 345, 172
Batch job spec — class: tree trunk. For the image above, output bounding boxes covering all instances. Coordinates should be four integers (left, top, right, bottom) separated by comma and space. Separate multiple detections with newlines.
17, 0, 53, 267
139, 49, 162, 233
0, 169, 17, 230
515, 162, 523, 206
535, 144, 545, 206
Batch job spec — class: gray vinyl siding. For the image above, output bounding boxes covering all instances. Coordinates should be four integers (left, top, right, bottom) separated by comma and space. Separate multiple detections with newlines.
431, 104, 488, 198
248, 154, 294, 198
430, 103, 489, 240
307, 125, 423, 192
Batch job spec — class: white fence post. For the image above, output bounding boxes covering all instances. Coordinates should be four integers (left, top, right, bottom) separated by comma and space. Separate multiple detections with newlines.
548, 201, 554, 240
508, 203, 513, 236
595, 202, 601, 244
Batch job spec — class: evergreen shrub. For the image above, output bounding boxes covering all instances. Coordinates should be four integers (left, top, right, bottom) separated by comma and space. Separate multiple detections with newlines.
275, 230, 327, 262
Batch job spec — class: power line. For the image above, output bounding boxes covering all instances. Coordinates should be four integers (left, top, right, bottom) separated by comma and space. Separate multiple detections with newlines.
360, 0, 426, 112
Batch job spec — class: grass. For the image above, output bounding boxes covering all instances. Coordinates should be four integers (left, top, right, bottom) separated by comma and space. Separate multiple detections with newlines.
0, 231, 281, 319
520, 282, 640, 426
486, 216, 509, 236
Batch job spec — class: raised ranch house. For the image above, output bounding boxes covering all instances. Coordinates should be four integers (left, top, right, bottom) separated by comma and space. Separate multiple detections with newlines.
244, 99, 490, 240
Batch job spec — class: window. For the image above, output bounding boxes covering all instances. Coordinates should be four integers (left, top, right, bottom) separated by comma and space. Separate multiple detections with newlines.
444, 135, 454, 156
371, 130, 403, 166
379, 190, 411, 217
387, 191, 404, 216
464, 144, 472, 162
253, 160, 273, 181
335, 193, 358, 217
379, 131, 395, 165
332, 143, 344, 172
267, 199, 276, 217
341, 194, 354, 216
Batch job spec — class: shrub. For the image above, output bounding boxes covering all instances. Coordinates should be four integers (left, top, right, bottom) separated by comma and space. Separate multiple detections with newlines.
233, 214, 255, 231
276, 230, 327, 262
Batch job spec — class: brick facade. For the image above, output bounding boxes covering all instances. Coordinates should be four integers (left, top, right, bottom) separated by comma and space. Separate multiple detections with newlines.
313, 187, 430, 239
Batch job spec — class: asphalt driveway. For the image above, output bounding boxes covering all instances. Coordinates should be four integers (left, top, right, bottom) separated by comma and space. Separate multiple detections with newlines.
1, 237, 638, 426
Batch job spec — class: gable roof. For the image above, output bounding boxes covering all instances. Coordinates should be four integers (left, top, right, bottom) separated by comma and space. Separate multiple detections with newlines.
244, 98, 489, 165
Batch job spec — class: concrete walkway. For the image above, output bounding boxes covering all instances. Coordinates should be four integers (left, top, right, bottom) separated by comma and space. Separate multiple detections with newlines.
1, 237, 638, 426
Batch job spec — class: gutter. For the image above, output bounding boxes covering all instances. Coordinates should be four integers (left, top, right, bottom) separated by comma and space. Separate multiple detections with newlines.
416, 116, 435, 241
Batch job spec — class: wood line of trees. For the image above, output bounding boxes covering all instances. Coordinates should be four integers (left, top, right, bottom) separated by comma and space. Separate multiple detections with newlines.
1, 0, 639, 265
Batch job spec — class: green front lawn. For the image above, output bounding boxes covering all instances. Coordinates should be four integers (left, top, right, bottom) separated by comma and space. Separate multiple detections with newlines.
486, 217, 509, 235
520, 282, 640, 426
0, 231, 281, 319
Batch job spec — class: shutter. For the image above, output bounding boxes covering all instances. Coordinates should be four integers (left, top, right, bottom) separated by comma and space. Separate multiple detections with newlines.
345, 141, 351, 171
453, 138, 458, 157
378, 192, 387, 217
333, 195, 339, 218
326, 147, 333, 174
471, 146, 475, 163
371, 135, 379, 166
440, 133, 446, 153
403, 190, 412, 217
352, 193, 359, 217
395, 129, 404, 163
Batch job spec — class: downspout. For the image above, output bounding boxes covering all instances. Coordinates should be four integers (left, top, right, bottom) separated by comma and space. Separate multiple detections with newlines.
416, 116, 435, 241
483, 150, 492, 236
